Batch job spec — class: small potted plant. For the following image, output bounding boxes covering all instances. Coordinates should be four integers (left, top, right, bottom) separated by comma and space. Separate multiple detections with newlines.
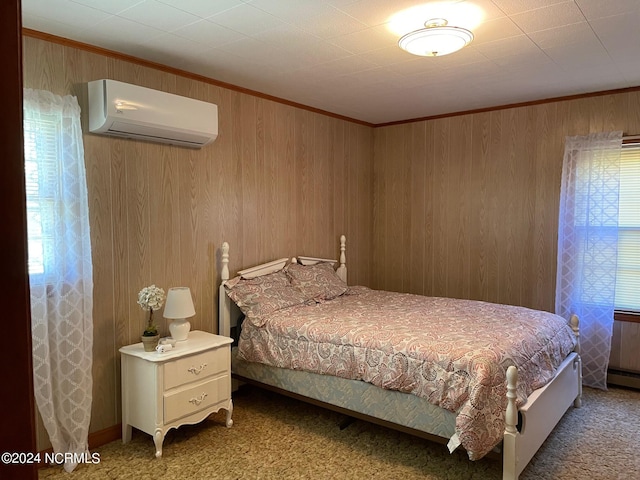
137, 284, 166, 351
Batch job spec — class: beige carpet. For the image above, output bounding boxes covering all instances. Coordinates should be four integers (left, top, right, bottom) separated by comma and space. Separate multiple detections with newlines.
39, 385, 640, 480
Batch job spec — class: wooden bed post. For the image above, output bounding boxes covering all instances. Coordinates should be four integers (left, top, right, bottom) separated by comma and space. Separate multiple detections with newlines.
219, 242, 231, 337
336, 235, 347, 283
570, 314, 582, 408
569, 314, 580, 354
502, 366, 518, 480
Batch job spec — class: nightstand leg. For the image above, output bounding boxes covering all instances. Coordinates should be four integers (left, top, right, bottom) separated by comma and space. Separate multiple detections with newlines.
226, 399, 233, 428
154, 429, 164, 458
122, 423, 132, 444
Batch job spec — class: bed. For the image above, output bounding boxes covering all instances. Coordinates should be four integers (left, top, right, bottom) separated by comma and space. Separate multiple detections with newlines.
218, 235, 582, 480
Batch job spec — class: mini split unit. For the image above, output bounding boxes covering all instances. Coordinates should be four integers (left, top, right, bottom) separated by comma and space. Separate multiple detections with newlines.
88, 79, 218, 148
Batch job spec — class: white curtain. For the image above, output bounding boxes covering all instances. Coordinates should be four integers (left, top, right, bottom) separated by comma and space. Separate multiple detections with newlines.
556, 131, 622, 389
23, 89, 93, 472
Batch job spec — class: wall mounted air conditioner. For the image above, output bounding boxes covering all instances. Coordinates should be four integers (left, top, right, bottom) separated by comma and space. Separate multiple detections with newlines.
88, 79, 218, 148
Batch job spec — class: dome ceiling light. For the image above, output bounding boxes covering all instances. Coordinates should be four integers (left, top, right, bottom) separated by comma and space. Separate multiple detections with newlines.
398, 18, 474, 57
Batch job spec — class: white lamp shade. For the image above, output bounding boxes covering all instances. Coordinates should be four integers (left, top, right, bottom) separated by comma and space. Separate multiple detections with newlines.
164, 287, 195, 342
163, 287, 196, 319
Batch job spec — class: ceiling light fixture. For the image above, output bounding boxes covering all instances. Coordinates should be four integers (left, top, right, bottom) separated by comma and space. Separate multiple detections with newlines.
398, 18, 474, 57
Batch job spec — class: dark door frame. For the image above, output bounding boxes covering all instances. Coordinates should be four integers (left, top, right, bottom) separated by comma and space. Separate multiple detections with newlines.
0, 1, 38, 479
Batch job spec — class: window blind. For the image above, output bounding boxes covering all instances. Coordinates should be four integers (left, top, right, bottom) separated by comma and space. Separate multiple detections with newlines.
616, 142, 640, 311
23, 113, 59, 277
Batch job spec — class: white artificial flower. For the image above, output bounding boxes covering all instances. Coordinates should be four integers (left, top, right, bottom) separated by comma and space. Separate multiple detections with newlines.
137, 284, 166, 312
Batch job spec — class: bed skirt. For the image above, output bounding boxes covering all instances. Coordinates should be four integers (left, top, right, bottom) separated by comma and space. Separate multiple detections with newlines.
232, 348, 458, 442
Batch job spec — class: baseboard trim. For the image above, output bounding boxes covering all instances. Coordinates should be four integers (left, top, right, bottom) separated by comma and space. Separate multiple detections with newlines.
89, 424, 122, 449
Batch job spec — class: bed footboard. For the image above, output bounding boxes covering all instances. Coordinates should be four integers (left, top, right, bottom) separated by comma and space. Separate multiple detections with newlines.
502, 314, 581, 480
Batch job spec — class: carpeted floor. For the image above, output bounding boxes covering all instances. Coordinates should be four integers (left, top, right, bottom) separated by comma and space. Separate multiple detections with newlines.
39, 385, 640, 480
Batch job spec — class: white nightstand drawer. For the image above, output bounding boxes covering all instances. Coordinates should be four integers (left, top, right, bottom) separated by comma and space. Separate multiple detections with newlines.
164, 346, 229, 390
164, 375, 230, 424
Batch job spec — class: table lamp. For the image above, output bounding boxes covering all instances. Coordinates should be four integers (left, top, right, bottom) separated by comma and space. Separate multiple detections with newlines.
163, 287, 195, 341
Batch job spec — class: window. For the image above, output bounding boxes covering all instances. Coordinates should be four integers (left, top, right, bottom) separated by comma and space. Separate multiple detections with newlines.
22, 89, 92, 288
615, 141, 640, 315
23, 113, 59, 278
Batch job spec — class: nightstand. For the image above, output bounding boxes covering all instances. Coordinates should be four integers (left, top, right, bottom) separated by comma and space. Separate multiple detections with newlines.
119, 330, 233, 457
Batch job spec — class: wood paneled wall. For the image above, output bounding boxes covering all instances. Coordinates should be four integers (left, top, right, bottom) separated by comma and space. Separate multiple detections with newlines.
22, 33, 640, 449
22, 35, 373, 440
372, 92, 640, 372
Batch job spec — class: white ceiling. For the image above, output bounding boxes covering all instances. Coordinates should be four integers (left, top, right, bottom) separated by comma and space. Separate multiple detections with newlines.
21, 0, 640, 125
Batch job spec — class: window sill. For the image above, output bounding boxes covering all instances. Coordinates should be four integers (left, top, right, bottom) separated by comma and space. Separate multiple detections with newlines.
614, 310, 640, 324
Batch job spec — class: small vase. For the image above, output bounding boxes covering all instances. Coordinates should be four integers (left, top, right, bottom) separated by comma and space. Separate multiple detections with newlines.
141, 334, 159, 352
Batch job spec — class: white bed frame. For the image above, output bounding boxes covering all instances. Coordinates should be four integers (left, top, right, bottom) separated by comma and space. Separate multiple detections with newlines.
218, 235, 582, 480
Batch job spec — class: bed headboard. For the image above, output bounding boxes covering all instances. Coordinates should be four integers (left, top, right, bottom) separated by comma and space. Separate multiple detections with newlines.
218, 235, 347, 338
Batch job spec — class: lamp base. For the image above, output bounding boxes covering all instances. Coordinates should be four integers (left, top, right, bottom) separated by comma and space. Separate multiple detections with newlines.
169, 319, 191, 341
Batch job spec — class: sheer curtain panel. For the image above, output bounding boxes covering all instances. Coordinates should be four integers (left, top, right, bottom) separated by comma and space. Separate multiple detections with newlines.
556, 131, 623, 389
23, 88, 93, 472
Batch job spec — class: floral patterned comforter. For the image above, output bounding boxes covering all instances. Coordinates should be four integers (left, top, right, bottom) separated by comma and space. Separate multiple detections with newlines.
238, 286, 577, 460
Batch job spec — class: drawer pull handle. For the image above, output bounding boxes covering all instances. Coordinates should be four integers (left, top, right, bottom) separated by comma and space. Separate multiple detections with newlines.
189, 393, 208, 406
188, 363, 207, 375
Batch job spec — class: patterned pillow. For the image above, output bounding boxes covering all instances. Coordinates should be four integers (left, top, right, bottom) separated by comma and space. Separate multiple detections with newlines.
285, 262, 347, 302
224, 270, 308, 326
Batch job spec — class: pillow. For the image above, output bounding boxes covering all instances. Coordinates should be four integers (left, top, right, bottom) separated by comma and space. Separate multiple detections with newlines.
285, 262, 347, 302
224, 270, 308, 326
